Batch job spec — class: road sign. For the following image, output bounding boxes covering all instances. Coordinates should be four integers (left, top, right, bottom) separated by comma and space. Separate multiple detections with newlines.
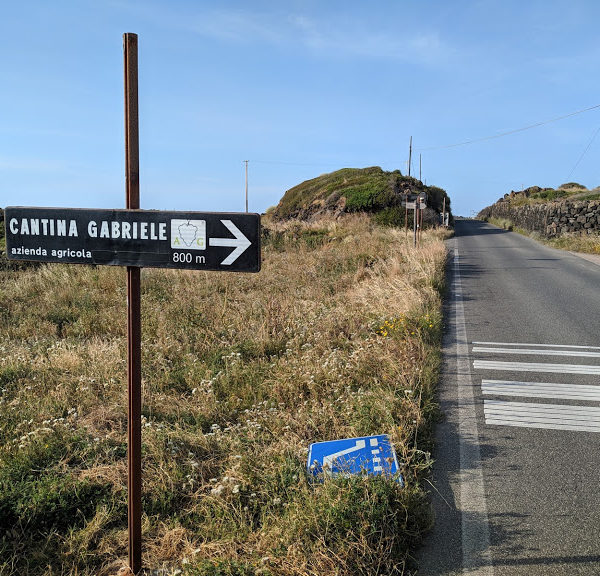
404, 201, 417, 209
4, 207, 261, 272
307, 434, 402, 483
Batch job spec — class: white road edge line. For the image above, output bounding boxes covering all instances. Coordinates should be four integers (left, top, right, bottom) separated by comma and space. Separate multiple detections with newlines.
455, 246, 494, 575
472, 341, 600, 350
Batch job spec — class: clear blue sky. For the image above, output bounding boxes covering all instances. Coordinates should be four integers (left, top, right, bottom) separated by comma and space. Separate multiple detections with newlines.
2, 1, 600, 216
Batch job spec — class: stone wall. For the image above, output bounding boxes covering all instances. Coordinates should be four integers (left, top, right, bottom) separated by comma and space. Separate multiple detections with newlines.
478, 199, 600, 237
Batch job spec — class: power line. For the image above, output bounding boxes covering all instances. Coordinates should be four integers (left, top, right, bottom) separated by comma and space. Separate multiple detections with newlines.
247, 103, 600, 175
566, 126, 600, 181
419, 103, 600, 151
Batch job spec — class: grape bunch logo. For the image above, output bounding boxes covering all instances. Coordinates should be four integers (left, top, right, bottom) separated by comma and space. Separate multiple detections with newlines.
171, 219, 206, 249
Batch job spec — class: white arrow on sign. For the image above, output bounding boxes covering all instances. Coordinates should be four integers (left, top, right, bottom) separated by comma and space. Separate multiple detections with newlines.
323, 439, 366, 475
209, 220, 252, 265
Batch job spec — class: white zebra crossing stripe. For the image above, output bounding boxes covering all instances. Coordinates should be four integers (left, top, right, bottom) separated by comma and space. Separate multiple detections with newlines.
473, 360, 600, 374
484, 400, 600, 433
474, 342, 600, 432
485, 399, 600, 416
473, 346, 600, 358
472, 341, 600, 350
482, 380, 600, 401
484, 419, 600, 433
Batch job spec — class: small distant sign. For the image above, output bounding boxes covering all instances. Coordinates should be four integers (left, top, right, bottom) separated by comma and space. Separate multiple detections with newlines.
307, 435, 402, 484
404, 201, 417, 209
4, 207, 260, 272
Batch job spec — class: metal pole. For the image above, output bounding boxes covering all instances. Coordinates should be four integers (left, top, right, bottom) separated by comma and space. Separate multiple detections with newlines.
419, 154, 422, 181
124, 32, 142, 576
413, 205, 417, 247
408, 136, 412, 178
442, 197, 446, 228
244, 160, 248, 213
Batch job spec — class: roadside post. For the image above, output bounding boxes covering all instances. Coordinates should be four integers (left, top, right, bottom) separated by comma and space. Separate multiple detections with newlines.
442, 196, 446, 228
413, 200, 417, 247
124, 32, 142, 573
400, 194, 417, 248
417, 192, 427, 246
401, 194, 417, 240
4, 33, 261, 575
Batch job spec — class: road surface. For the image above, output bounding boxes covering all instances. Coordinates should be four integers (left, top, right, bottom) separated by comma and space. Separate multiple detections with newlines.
418, 219, 600, 575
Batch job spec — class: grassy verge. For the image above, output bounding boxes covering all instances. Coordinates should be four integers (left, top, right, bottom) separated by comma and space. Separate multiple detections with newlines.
0, 215, 449, 575
485, 217, 514, 231
542, 234, 600, 254
485, 216, 600, 254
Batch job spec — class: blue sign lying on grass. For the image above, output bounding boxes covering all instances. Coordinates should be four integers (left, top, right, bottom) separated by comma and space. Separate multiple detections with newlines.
307, 434, 403, 485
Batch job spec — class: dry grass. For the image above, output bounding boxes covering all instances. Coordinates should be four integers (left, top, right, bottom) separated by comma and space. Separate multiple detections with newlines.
544, 233, 600, 254
0, 215, 449, 576
486, 216, 600, 254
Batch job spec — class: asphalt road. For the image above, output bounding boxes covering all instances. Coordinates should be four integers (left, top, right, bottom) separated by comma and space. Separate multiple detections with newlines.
417, 219, 600, 575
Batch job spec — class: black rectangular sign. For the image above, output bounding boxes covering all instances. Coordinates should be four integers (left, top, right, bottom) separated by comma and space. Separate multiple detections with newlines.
4, 207, 261, 272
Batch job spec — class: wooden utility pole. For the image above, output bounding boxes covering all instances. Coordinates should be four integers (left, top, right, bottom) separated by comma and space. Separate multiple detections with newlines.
408, 136, 412, 177
244, 160, 248, 213
124, 32, 142, 575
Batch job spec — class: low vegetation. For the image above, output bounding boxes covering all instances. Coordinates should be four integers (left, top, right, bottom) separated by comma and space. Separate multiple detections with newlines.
485, 217, 514, 232
498, 182, 600, 207
485, 216, 600, 254
0, 214, 450, 575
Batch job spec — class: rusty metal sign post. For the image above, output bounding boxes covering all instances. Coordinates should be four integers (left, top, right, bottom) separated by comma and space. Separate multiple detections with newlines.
120, 34, 261, 574
124, 32, 142, 574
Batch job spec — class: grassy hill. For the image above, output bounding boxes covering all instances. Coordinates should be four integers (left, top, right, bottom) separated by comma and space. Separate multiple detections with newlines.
270, 166, 451, 226
0, 212, 449, 575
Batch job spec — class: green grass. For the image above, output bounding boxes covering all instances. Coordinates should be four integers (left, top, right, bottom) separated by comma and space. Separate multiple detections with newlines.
499, 184, 600, 207
529, 188, 568, 202
271, 167, 451, 224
